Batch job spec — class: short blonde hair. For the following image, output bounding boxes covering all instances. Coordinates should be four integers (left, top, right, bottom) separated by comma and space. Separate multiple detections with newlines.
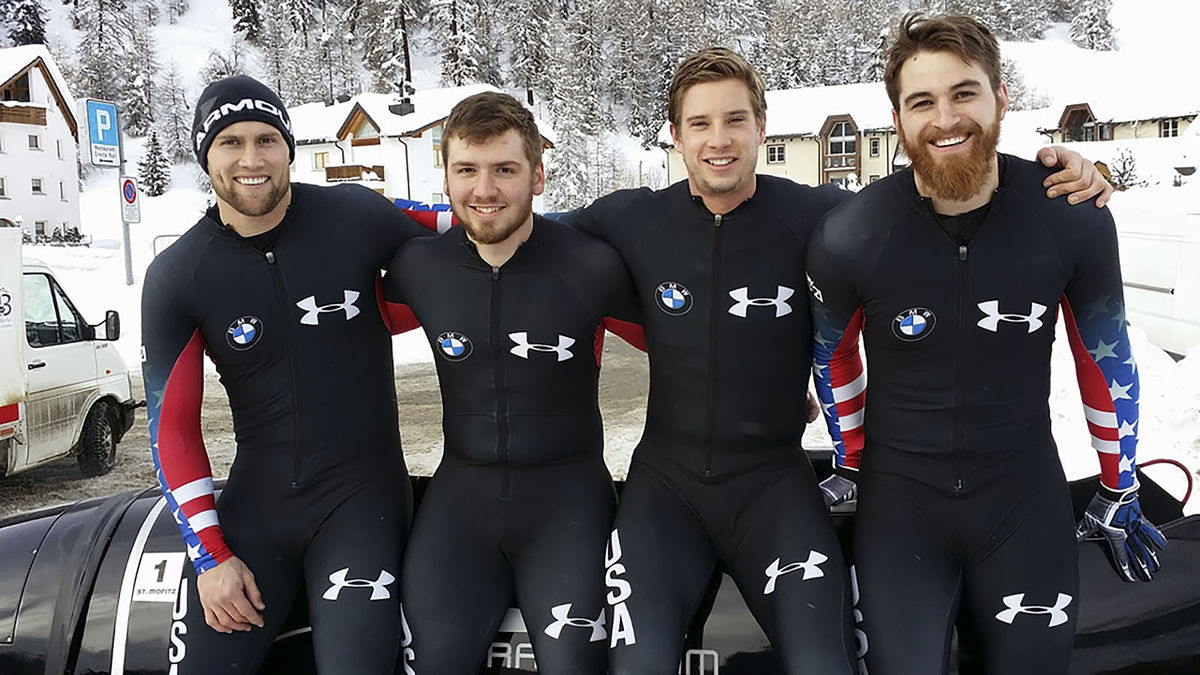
667, 47, 767, 127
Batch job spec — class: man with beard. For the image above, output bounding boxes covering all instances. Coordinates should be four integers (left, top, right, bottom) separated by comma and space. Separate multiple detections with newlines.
807, 14, 1166, 674
141, 75, 436, 672
383, 91, 641, 673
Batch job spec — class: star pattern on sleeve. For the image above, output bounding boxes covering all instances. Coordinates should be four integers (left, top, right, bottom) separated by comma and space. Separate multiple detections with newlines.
1088, 338, 1118, 362
1109, 379, 1134, 401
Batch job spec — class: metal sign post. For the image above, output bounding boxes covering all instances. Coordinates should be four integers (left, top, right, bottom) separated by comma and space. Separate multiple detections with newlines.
81, 99, 134, 285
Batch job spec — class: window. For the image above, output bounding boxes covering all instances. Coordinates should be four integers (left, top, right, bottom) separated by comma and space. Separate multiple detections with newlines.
870, 137, 880, 157
828, 122, 855, 156
34, 220, 46, 235
869, 174, 881, 183
23, 272, 87, 347
432, 125, 443, 167
0, 133, 5, 152
313, 151, 329, 170
59, 181, 65, 200
0, 177, 6, 198
28, 134, 40, 150
31, 178, 43, 194
1161, 119, 1179, 138
432, 192, 446, 204
56, 139, 63, 159
1, 73, 30, 101
766, 144, 786, 164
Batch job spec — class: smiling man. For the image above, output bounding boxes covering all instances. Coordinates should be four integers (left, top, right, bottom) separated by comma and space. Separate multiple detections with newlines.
383, 91, 641, 673
807, 14, 1166, 674
141, 75, 434, 673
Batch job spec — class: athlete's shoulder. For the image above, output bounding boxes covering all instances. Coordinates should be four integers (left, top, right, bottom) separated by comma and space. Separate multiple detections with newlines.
1000, 154, 1113, 227
539, 215, 625, 267
144, 215, 212, 283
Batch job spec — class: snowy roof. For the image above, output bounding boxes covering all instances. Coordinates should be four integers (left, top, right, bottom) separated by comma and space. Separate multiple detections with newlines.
657, 81, 895, 144
0, 44, 76, 112
289, 84, 556, 145
1046, 95, 1200, 130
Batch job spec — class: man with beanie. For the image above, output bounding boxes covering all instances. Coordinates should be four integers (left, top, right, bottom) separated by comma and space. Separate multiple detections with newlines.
141, 74, 434, 672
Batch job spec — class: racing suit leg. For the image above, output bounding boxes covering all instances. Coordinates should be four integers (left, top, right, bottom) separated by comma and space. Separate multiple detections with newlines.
399, 467, 513, 674
960, 459, 1078, 675
722, 460, 856, 674
854, 471, 964, 675
171, 515, 303, 674
302, 478, 408, 674
512, 462, 616, 675
606, 464, 717, 675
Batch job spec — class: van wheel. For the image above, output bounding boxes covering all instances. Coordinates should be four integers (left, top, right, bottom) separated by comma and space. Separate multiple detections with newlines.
78, 400, 118, 477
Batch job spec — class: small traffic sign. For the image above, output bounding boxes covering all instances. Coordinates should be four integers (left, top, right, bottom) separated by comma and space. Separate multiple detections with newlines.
82, 99, 121, 167
121, 177, 141, 224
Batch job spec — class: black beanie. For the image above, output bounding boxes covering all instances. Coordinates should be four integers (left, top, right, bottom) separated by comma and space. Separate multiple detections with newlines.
192, 75, 295, 172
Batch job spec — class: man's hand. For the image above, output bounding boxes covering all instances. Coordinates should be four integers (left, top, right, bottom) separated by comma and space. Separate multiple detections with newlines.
1076, 484, 1167, 582
819, 472, 858, 509
197, 556, 267, 633
1037, 146, 1115, 207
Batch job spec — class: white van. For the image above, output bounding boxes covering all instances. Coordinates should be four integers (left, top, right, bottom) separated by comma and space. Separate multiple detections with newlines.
0, 228, 138, 477
1110, 125, 1200, 358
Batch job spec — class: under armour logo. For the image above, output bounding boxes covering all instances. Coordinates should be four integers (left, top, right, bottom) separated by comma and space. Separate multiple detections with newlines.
976, 300, 1047, 333
763, 550, 828, 594
297, 290, 360, 325
322, 567, 395, 601
509, 332, 575, 361
544, 603, 607, 642
729, 285, 794, 318
995, 593, 1073, 627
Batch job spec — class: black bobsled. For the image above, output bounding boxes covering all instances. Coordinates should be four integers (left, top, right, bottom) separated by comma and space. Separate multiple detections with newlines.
0, 453, 1196, 674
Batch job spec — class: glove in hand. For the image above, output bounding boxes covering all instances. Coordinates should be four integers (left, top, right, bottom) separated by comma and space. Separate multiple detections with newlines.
1076, 483, 1167, 582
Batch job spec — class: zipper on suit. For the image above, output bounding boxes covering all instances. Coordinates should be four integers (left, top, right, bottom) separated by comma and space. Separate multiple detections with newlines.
491, 265, 511, 498
705, 213, 724, 477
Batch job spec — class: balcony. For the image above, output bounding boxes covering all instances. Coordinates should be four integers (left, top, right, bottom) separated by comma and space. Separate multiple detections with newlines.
824, 154, 856, 169
0, 104, 47, 126
325, 164, 386, 182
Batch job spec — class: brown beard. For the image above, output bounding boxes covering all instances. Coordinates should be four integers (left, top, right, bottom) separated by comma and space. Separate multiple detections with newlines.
453, 200, 533, 245
901, 110, 1001, 203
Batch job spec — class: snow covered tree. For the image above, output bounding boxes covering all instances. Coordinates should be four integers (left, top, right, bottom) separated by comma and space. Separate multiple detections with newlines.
121, 19, 159, 137
73, 0, 134, 100
229, 0, 261, 43
473, 0, 502, 86
432, 0, 483, 86
362, 0, 424, 93
4, 0, 47, 46
138, 130, 172, 196
1000, 57, 1048, 111
1108, 148, 1146, 190
545, 16, 593, 210
164, 0, 188, 23
157, 63, 193, 162
198, 40, 251, 85
500, 0, 549, 104
1071, 0, 1115, 51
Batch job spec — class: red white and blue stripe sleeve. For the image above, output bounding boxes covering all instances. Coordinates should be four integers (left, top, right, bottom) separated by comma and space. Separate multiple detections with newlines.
141, 262, 230, 574
1060, 209, 1139, 492
807, 224, 867, 472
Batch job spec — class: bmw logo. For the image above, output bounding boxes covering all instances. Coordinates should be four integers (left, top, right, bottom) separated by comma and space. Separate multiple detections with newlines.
892, 307, 936, 342
655, 281, 694, 316
436, 331, 473, 361
226, 316, 263, 351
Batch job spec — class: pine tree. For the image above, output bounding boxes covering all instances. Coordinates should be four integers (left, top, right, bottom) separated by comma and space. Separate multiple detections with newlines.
545, 16, 593, 210
5, 0, 47, 46
164, 0, 188, 23
500, 0, 549, 104
1071, 0, 1115, 51
229, 0, 261, 43
433, 0, 482, 86
121, 19, 159, 137
362, 0, 424, 93
74, 0, 134, 100
158, 63, 193, 162
138, 130, 172, 196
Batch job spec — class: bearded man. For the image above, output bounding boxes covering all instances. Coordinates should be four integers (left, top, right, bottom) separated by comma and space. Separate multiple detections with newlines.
805, 13, 1165, 675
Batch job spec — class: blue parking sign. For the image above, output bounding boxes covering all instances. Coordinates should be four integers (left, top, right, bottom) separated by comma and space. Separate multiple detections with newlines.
83, 99, 121, 167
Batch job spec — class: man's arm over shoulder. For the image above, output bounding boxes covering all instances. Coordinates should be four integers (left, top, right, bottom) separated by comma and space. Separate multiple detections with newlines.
807, 205, 873, 475
381, 238, 428, 335
141, 258, 231, 575
553, 187, 655, 245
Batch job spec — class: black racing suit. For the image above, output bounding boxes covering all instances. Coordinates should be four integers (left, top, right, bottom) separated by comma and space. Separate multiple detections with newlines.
567, 176, 858, 674
141, 183, 431, 674
807, 155, 1140, 674
383, 216, 641, 674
